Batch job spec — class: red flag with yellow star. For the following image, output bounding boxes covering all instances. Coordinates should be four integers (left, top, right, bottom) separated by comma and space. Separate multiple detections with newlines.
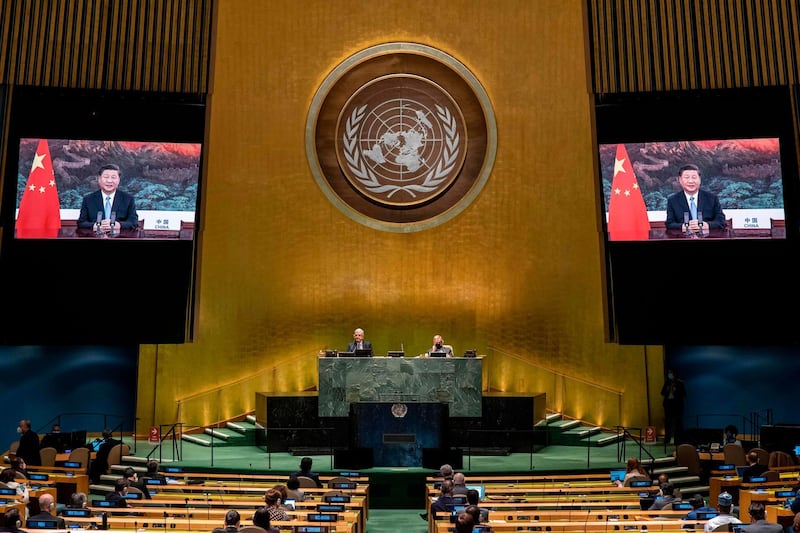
15, 139, 61, 238
607, 143, 650, 241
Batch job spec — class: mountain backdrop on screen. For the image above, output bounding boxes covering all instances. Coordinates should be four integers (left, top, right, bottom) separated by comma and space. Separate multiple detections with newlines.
16, 138, 201, 229
599, 138, 785, 240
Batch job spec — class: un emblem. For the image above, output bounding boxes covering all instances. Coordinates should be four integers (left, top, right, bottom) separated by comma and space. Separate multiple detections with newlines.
337, 75, 467, 206
307, 43, 496, 232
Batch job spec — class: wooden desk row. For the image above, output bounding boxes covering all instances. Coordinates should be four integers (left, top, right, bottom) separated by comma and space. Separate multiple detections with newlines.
434, 519, 709, 533
709, 475, 799, 507
65, 515, 356, 533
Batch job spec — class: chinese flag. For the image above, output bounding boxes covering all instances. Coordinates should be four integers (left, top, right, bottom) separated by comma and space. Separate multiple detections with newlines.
15, 139, 61, 238
607, 143, 650, 241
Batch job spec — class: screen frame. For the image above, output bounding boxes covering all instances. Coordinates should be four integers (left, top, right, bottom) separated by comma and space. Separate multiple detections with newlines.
593, 86, 800, 345
0, 85, 207, 344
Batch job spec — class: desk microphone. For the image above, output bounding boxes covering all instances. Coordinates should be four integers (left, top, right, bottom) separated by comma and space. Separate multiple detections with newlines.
697, 211, 704, 230
109, 211, 117, 233
96, 212, 103, 233
683, 212, 690, 233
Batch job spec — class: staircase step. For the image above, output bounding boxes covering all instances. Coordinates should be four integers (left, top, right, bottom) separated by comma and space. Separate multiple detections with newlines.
653, 465, 689, 476
545, 413, 563, 423
642, 456, 677, 467
679, 485, 710, 496
670, 475, 701, 486
593, 433, 624, 446
548, 419, 582, 431
182, 434, 216, 447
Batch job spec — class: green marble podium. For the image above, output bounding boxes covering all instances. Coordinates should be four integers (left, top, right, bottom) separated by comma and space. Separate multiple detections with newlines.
317, 356, 483, 417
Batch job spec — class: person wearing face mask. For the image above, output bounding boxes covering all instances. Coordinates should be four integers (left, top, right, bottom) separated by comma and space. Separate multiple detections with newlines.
428, 334, 454, 357
14, 419, 41, 467
661, 369, 686, 445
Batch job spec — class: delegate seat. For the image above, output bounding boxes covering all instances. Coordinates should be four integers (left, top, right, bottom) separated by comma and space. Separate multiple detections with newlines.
68, 447, 90, 472
39, 446, 58, 467
295, 476, 318, 489
676, 444, 702, 476
723, 443, 746, 466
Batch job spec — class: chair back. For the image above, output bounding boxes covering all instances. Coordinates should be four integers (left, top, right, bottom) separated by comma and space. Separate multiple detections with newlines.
238, 527, 267, 533
327, 476, 352, 489
768, 450, 795, 468
68, 448, 90, 472
106, 443, 129, 469
126, 486, 144, 496
763, 470, 780, 482
39, 447, 58, 467
676, 444, 702, 476
623, 475, 651, 487
723, 443, 747, 466
711, 524, 736, 532
295, 475, 317, 488
751, 447, 770, 467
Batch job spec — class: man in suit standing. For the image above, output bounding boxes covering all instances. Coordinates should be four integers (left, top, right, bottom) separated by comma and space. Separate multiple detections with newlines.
15, 419, 41, 467
661, 369, 686, 445
346, 328, 373, 355
77, 164, 138, 233
665, 164, 726, 234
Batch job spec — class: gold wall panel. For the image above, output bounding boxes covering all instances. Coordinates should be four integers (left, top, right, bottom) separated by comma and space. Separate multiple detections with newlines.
136, 0, 662, 435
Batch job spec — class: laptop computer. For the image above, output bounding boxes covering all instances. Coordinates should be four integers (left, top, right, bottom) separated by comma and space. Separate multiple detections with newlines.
467, 484, 485, 499
695, 512, 718, 520
736, 466, 748, 478
610, 469, 626, 483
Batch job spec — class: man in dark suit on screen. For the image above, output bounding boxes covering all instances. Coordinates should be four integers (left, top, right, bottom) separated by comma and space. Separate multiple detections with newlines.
665, 164, 726, 234
77, 164, 138, 233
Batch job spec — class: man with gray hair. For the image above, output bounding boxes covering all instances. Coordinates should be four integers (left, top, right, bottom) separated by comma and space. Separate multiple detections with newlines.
453, 472, 469, 495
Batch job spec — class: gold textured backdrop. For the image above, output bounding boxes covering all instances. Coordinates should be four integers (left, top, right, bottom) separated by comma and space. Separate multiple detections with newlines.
136, 0, 661, 434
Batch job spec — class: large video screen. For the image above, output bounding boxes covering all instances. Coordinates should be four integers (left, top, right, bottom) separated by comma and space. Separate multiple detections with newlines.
14, 138, 201, 239
599, 138, 785, 241
0, 86, 206, 344
594, 86, 799, 345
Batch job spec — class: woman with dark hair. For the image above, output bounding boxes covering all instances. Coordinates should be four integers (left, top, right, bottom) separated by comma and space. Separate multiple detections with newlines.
615, 457, 650, 487
252, 507, 279, 533
263, 488, 290, 523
